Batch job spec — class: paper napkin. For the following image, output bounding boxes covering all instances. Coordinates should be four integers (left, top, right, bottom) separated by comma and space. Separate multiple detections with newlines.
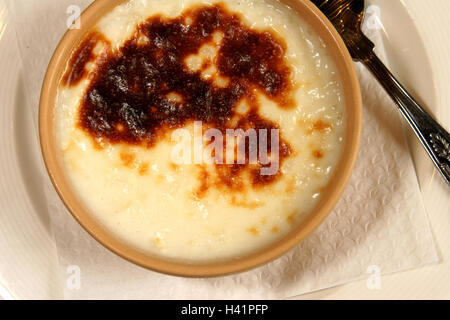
9, 0, 439, 299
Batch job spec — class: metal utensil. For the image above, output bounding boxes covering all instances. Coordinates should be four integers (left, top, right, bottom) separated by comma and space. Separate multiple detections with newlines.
311, 0, 450, 186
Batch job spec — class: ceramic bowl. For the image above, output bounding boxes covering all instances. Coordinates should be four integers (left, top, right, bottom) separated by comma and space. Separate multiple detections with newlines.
39, 0, 362, 277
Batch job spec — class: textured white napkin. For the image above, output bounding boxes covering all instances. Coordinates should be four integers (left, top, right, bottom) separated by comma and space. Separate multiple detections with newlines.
9, 0, 439, 299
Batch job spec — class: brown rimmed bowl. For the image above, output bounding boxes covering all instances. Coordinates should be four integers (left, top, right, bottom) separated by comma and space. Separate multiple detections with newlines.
39, 0, 362, 277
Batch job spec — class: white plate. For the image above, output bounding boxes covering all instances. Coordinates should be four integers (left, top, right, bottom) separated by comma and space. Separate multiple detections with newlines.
0, 0, 448, 299
296, 0, 450, 300
0, 0, 61, 299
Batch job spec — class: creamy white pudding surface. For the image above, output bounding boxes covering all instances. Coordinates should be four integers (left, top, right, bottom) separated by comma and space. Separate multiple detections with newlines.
56, 0, 346, 262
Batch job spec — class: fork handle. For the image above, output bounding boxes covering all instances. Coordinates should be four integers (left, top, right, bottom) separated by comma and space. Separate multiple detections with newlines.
361, 50, 450, 186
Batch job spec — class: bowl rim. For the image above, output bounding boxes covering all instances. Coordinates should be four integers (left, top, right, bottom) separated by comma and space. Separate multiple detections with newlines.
39, 0, 362, 277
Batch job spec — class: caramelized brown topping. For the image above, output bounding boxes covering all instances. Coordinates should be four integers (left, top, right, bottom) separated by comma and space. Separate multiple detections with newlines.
64, 4, 297, 194
138, 162, 150, 176
194, 165, 210, 198
247, 227, 260, 236
63, 32, 107, 86
119, 151, 136, 168
286, 211, 298, 224
271, 225, 280, 233
312, 149, 324, 159
308, 119, 331, 135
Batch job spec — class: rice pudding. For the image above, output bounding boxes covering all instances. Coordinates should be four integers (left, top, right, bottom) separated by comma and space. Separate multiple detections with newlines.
56, 0, 346, 262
